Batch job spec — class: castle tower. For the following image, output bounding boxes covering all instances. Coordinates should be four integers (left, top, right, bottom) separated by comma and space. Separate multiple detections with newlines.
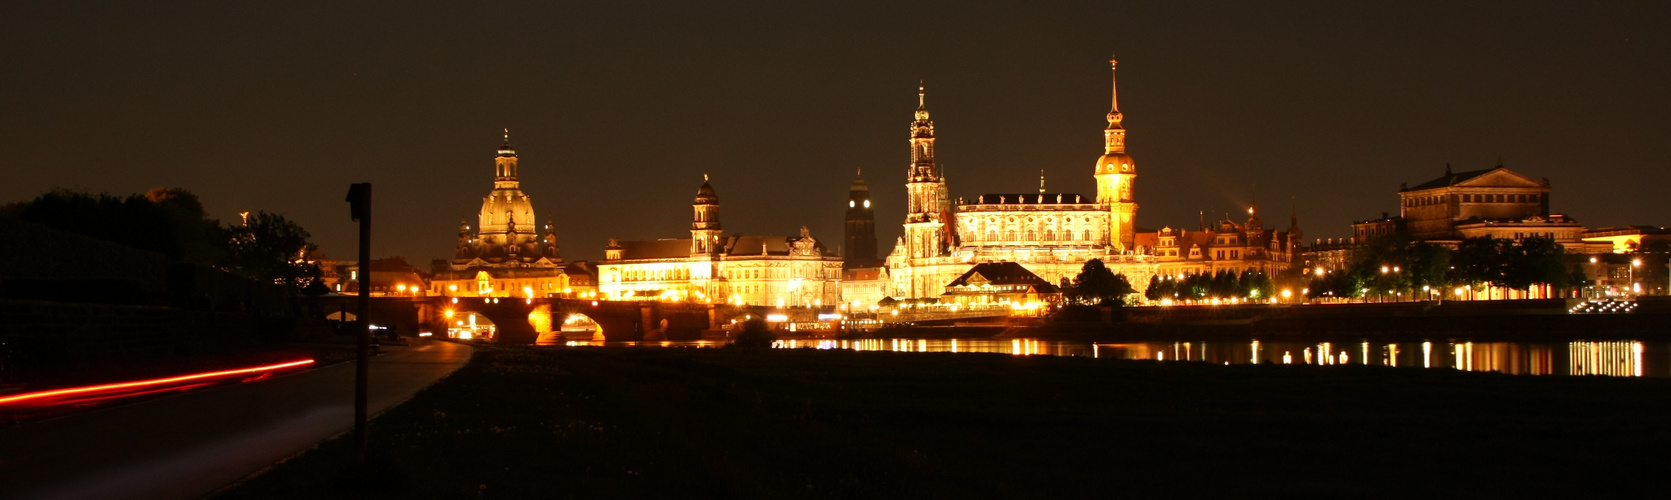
844, 168, 878, 268
903, 83, 949, 259
1093, 56, 1139, 251
691, 175, 722, 255
476, 129, 539, 248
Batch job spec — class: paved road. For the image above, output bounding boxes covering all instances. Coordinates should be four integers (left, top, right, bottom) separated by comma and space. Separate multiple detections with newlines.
0, 339, 472, 500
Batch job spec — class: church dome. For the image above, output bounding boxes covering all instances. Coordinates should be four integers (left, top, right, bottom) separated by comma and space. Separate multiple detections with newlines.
695, 181, 719, 204
1095, 152, 1135, 175
478, 189, 537, 241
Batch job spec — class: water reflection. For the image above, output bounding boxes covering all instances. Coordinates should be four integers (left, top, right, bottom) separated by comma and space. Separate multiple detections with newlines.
787, 338, 1664, 377
547, 337, 1663, 377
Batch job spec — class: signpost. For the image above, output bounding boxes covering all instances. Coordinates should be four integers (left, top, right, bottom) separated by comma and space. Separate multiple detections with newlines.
346, 182, 371, 466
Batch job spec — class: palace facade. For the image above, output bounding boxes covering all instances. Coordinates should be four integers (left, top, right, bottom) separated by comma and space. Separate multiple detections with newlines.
883, 58, 1301, 303
596, 177, 844, 307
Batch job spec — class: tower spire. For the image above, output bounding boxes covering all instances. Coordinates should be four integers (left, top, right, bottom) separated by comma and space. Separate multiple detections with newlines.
1107, 55, 1123, 129
1290, 197, 1299, 231
1103, 56, 1126, 155
1039, 170, 1046, 194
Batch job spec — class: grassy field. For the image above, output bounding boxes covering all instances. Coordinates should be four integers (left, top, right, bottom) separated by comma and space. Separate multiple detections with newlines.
222, 346, 1671, 498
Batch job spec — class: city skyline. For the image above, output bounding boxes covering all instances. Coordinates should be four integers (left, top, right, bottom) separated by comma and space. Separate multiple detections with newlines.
4, 2, 1668, 262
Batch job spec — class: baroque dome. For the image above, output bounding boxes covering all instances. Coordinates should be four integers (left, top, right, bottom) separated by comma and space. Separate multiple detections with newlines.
1095, 152, 1135, 176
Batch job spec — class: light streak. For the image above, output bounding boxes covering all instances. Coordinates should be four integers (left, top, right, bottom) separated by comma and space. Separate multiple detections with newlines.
0, 359, 315, 406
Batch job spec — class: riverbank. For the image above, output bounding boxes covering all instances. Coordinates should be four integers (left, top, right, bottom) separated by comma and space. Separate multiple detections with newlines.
221, 346, 1671, 498
816, 299, 1671, 342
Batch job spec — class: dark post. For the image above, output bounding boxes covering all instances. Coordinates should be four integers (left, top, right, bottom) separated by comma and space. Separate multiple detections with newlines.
346, 182, 372, 466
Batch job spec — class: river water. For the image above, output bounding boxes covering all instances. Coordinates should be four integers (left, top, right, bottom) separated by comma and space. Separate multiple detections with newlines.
557, 337, 1668, 377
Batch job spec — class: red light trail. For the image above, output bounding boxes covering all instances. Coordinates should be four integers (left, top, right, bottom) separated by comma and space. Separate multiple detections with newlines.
0, 359, 315, 407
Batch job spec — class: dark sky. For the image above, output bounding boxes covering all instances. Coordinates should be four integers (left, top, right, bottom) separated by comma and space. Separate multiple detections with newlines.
4, 1, 1668, 264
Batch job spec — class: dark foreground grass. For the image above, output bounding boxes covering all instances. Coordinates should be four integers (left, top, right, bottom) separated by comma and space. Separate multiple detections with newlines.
222, 346, 1671, 499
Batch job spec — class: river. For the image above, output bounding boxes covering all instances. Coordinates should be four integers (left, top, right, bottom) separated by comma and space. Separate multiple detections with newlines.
554, 337, 1667, 377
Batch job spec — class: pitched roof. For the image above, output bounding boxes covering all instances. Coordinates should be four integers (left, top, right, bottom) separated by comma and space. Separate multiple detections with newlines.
945, 262, 1056, 291
612, 234, 837, 261
1405, 167, 1497, 191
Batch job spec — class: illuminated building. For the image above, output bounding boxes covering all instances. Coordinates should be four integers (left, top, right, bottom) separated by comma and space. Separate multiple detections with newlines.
431, 131, 591, 298
883, 57, 1301, 302
884, 74, 1149, 299
840, 266, 889, 309
340, 257, 427, 296
1398, 162, 1583, 244
1140, 204, 1303, 277
940, 262, 1060, 314
597, 177, 843, 306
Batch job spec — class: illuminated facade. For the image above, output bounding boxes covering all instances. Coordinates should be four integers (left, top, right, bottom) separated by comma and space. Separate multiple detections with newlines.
885, 58, 1308, 302
431, 131, 591, 298
940, 262, 1060, 313
597, 178, 844, 306
1136, 203, 1303, 278
1399, 162, 1582, 244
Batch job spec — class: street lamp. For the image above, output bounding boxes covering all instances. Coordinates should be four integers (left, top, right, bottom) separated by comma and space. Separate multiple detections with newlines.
1632, 258, 1642, 295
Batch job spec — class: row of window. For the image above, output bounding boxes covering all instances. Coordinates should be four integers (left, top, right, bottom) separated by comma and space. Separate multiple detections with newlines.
970, 229, 1100, 242
1406, 193, 1540, 207
618, 266, 834, 282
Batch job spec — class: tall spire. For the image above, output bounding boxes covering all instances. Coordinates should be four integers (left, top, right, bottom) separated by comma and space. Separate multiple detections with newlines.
909, 82, 937, 179
1103, 55, 1127, 155
913, 81, 932, 129
1039, 170, 1046, 194
1107, 55, 1123, 129
1290, 197, 1300, 231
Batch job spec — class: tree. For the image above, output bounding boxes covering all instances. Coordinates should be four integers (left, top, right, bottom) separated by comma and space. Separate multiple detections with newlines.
1503, 235, 1569, 296
1064, 259, 1135, 306
1247, 271, 1275, 301
1, 187, 241, 268
1144, 274, 1162, 302
1406, 242, 1451, 295
1452, 236, 1501, 292
728, 318, 776, 349
222, 211, 321, 294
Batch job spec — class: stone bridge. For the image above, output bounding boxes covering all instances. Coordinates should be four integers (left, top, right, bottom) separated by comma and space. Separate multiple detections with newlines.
397, 297, 770, 344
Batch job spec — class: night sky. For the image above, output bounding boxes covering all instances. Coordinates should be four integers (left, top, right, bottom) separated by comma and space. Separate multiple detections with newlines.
4, 1, 1668, 264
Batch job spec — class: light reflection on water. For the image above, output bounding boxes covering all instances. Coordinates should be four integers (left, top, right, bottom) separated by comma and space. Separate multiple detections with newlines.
549, 338, 1662, 377
784, 338, 1663, 377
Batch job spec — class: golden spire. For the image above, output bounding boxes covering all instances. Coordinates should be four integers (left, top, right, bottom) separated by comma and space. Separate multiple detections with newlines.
503, 128, 509, 145
914, 81, 931, 124
1039, 170, 1046, 194
1107, 55, 1123, 129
